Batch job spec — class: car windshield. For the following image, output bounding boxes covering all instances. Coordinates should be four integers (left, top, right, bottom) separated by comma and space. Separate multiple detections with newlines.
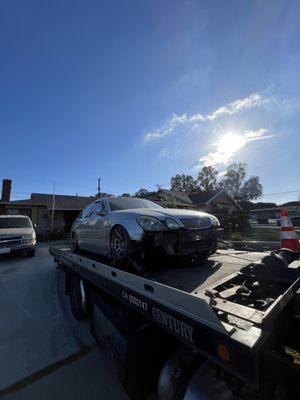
108, 198, 164, 211
0, 217, 32, 229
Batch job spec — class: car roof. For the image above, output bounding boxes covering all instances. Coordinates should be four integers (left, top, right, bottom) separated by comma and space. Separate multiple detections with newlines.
98, 197, 142, 201
94, 197, 143, 203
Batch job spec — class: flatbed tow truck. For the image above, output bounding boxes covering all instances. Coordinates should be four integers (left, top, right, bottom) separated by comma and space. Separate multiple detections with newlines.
49, 245, 300, 400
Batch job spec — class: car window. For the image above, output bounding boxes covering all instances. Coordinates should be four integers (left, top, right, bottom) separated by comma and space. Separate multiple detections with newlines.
93, 201, 105, 216
108, 198, 164, 211
82, 203, 94, 219
0, 217, 32, 229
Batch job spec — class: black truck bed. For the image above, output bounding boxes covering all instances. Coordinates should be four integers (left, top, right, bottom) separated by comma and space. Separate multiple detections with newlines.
147, 250, 264, 294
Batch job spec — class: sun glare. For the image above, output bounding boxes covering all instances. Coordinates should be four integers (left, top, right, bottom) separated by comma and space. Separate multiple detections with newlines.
217, 133, 246, 154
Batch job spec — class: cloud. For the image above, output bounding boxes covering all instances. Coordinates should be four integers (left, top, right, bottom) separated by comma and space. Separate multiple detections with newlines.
144, 114, 188, 142
143, 93, 263, 142
197, 129, 273, 168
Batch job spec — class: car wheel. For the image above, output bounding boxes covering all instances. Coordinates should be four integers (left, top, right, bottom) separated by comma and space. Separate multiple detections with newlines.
71, 233, 79, 251
110, 225, 132, 269
27, 248, 36, 257
196, 251, 210, 265
70, 277, 88, 320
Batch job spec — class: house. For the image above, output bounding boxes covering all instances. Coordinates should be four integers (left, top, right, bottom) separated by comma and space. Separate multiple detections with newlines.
249, 202, 300, 222
0, 179, 95, 236
142, 188, 240, 214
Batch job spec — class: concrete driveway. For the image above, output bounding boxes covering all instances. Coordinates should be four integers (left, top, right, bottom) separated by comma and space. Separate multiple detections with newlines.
0, 243, 128, 399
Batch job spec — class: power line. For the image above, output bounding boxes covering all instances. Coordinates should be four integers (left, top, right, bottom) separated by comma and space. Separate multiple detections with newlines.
259, 189, 300, 197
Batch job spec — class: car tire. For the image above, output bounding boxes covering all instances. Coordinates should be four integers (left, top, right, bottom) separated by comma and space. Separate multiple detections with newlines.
71, 233, 79, 252
110, 225, 133, 270
27, 248, 36, 257
70, 277, 88, 320
196, 251, 210, 265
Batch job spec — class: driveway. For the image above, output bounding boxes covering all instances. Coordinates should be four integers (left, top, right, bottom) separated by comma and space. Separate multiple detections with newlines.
0, 243, 128, 399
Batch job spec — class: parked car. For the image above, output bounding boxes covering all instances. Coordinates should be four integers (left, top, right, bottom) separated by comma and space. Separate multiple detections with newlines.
71, 197, 220, 271
276, 216, 300, 227
257, 217, 269, 224
276, 218, 281, 226
0, 215, 36, 257
291, 216, 300, 227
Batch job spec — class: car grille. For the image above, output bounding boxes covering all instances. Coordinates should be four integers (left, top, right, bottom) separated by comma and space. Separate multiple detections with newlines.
177, 238, 212, 253
0, 236, 22, 248
180, 217, 212, 229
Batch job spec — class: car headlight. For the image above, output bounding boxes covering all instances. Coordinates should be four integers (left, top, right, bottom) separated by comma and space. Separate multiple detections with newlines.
210, 216, 220, 227
22, 233, 36, 243
23, 234, 35, 239
137, 216, 165, 231
165, 218, 180, 230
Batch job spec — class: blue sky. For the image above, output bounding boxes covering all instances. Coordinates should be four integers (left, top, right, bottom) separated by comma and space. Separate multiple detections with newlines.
1, 0, 299, 203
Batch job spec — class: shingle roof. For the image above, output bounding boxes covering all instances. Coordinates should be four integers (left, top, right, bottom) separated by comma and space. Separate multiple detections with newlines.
7, 193, 95, 210
188, 190, 222, 205
158, 189, 193, 205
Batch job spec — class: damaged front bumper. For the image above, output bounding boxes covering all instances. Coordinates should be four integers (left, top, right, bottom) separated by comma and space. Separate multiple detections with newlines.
142, 227, 218, 257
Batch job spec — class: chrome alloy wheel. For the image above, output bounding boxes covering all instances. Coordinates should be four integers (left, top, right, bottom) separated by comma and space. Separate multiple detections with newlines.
111, 226, 128, 260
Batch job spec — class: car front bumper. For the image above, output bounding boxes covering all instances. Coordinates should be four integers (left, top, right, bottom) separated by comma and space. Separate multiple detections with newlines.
0, 241, 36, 255
142, 228, 218, 257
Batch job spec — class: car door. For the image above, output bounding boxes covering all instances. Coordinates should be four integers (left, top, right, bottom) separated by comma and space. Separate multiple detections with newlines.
87, 200, 107, 255
76, 203, 94, 251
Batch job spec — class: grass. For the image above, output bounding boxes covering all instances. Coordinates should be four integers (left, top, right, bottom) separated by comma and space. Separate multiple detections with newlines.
228, 227, 299, 242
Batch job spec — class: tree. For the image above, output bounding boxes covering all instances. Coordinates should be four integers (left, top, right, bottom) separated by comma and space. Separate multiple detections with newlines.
135, 188, 149, 197
121, 193, 131, 197
220, 163, 263, 201
240, 176, 263, 201
197, 166, 218, 191
170, 174, 198, 193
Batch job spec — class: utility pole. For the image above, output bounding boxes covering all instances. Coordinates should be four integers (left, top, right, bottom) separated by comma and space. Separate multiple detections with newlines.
97, 178, 101, 197
51, 180, 56, 233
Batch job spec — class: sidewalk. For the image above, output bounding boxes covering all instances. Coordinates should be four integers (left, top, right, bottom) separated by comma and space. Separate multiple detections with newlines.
2, 347, 128, 400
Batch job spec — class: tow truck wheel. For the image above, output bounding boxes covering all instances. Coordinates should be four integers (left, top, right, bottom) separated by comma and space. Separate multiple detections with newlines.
70, 277, 88, 320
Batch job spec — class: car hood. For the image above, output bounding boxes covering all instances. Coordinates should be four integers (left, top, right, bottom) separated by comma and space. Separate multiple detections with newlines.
111, 208, 213, 220
0, 228, 35, 238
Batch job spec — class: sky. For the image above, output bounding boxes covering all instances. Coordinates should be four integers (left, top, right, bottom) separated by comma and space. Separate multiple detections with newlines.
0, 0, 300, 204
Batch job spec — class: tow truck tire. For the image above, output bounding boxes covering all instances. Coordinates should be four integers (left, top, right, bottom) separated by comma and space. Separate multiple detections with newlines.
183, 361, 234, 400
157, 347, 205, 400
70, 277, 88, 320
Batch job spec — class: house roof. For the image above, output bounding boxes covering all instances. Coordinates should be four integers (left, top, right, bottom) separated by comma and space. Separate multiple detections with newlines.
188, 190, 223, 205
143, 188, 240, 208
158, 189, 193, 205
4, 193, 95, 211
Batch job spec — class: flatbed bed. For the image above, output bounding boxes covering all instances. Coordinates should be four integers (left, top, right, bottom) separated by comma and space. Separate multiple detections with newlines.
50, 245, 300, 399
147, 250, 263, 293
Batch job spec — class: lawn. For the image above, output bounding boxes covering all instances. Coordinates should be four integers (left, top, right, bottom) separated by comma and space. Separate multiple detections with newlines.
228, 227, 299, 242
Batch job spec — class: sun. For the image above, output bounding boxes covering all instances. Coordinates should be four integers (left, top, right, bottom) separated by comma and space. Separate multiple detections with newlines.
217, 133, 246, 154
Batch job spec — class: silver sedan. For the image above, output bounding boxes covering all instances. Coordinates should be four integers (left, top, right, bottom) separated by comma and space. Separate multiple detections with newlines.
71, 197, 220, 271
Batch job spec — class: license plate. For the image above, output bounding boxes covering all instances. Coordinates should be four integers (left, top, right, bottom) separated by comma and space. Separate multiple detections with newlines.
193, 233, 202, 241
0, 248, 10, 254
193, 232, 207, 241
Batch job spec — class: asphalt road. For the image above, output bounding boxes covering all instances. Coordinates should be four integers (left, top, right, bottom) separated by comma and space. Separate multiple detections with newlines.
0, 243, 128, 400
